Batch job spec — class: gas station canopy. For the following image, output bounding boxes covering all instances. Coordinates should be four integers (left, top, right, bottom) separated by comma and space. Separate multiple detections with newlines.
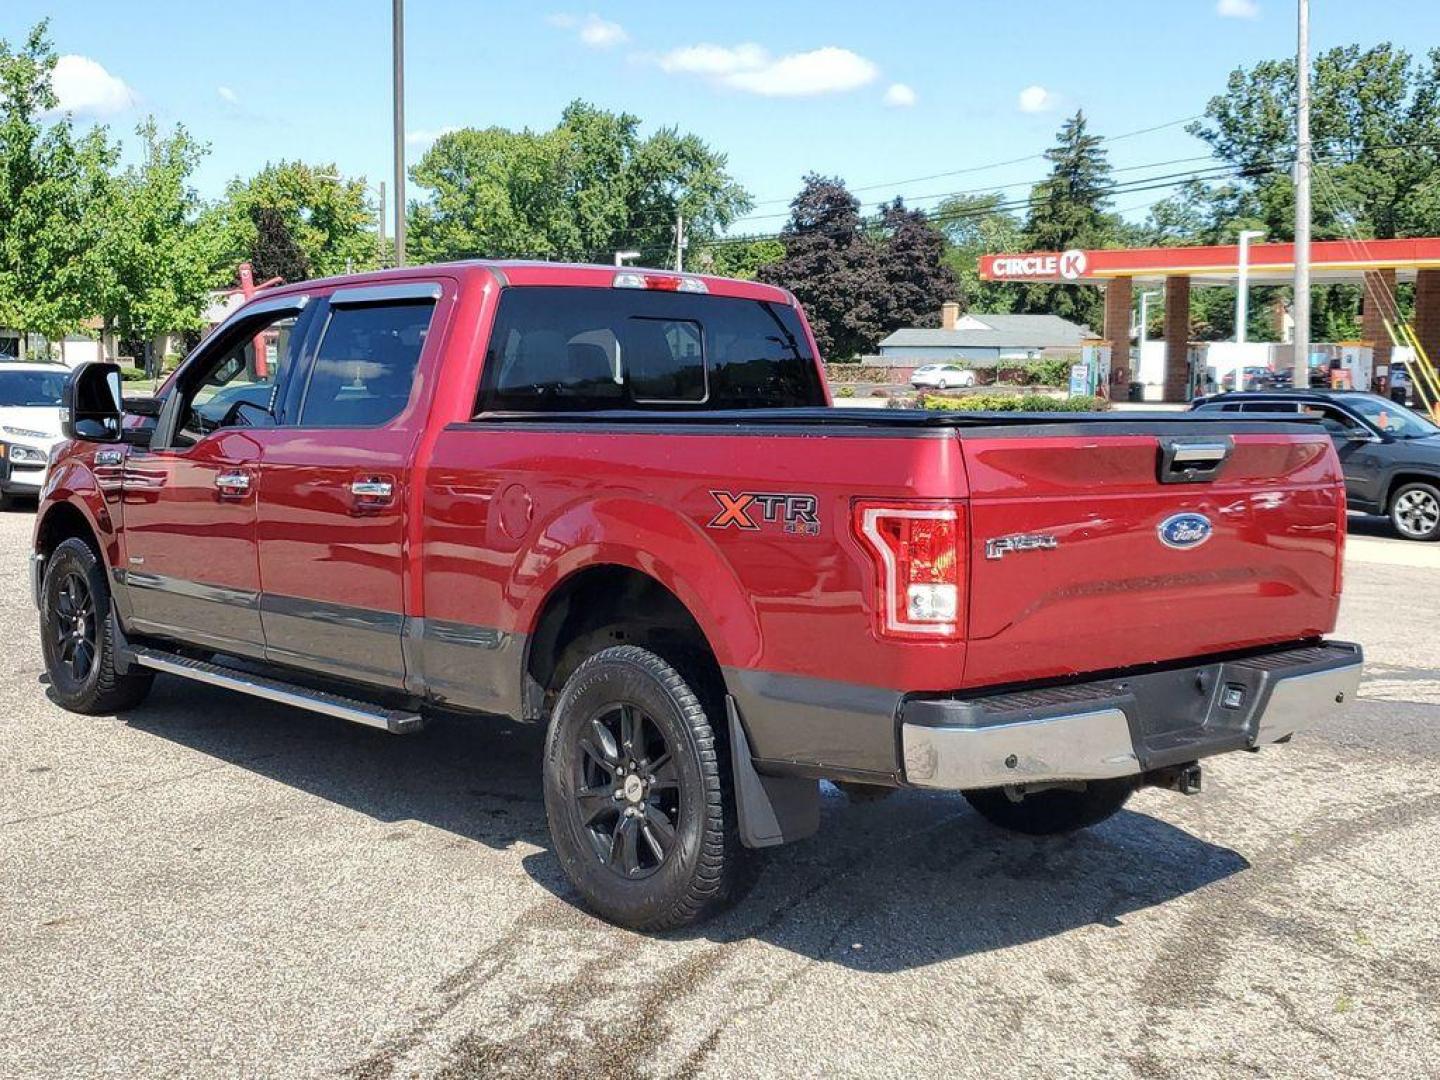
979, 237, 1440, 288
974, 237, 1440, 403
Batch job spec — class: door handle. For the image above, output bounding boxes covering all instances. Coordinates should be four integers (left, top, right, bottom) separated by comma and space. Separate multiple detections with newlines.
215, 470, 251, 498
350, 480, 394, 500
349, 476, 397, 513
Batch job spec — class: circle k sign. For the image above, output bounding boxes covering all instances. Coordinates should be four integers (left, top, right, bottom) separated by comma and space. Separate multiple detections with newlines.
987, 248, 1089, 280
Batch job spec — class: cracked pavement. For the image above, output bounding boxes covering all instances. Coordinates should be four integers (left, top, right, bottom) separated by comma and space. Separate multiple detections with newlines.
1, 508, 1437, 1079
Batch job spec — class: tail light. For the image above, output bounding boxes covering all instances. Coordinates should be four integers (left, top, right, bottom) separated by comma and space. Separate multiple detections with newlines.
854, 502, 966, 639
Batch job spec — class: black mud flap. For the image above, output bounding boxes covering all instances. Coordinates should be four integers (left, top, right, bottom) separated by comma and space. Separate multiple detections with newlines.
727, 696, 820, 848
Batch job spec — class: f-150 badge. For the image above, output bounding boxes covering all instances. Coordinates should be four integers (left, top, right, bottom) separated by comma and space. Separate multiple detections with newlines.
708, 490, 820, 536
985, 533, 1059, 560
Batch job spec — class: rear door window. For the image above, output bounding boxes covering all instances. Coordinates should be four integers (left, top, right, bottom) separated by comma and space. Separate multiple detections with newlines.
477, 287, 824, 412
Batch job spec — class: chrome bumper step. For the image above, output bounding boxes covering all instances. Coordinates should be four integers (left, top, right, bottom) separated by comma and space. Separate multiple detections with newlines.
130, 648, 424, 734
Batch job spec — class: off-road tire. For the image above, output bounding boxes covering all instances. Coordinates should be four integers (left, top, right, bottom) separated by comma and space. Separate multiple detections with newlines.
542, 645, 755, 931
40, 538, 154, 714
963, 778, 1136, 836
1389, 481, 1440, 542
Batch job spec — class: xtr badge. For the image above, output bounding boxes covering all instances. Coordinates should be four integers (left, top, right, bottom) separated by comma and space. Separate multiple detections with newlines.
708, 490, 820, 536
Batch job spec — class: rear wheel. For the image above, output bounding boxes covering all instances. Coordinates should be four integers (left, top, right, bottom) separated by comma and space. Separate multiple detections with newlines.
1390, 481, 1440, 541
40, 538, 154, 714
963, 778, 1136, 836
542, 645, 754, 931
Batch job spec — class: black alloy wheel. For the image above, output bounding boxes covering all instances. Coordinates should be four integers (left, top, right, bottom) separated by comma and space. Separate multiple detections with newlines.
51, 571, 97, 684
575, 701, 682, 879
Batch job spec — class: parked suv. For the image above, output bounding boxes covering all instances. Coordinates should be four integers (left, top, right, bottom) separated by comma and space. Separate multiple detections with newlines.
1192, 390, 1440, 540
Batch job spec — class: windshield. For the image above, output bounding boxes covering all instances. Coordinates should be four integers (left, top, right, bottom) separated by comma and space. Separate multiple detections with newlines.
0, 370, 66, 407
1346, 393, 1439, 438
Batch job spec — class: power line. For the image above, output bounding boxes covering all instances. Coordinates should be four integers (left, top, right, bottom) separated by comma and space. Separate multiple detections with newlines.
738, 113, 1204, 209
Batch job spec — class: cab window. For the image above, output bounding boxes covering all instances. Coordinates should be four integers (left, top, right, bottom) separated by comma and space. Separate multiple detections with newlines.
295, 301, 435, 427
173, 313, 302, 447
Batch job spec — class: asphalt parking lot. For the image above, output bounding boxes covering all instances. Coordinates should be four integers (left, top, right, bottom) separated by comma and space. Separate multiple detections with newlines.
2, 507, 1438, 1079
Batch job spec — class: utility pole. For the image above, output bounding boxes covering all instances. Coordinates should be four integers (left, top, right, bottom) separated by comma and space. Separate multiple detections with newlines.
392, 0, 407, 267
1292, 0, 1311, 388
377, 180, 387, 264
674, 209, 684, 272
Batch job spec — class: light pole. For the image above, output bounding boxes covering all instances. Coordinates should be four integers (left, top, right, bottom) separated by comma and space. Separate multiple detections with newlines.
1236, 228, 1266, 392
392, 0, 407, 267
614, 251, 641, 267
1293, 0, 1311, 387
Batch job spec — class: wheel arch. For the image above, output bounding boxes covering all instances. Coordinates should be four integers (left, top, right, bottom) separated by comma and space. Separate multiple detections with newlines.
520, 562, 730, 722
1385, 470, 1440, 508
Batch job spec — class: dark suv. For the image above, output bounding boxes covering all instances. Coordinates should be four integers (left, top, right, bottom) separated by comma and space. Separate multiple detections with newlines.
1191, 390, 1440, 541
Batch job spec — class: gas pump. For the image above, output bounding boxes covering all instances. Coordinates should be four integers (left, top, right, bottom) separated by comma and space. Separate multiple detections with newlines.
1078, 342, 1112, 398
1335, 343, 1374, 392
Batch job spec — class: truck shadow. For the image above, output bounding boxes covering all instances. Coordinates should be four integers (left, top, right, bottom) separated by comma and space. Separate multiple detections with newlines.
118, 676, 1248, 972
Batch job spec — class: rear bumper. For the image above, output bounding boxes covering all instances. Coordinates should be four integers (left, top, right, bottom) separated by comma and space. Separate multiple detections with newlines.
901, 641, 1363, 791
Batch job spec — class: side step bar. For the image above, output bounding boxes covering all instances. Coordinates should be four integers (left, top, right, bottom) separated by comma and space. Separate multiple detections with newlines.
130, 647, 424, 734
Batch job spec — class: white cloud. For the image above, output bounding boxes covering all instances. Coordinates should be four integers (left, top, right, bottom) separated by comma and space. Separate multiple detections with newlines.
1217, 0, 1260, 17
658, 43, 879, 98
217, 85, 239, 104
547, 13, 628, 48
883, 82, 917, 108
406, 126, 460, 148
1018, 84, 1055, 113
49, 55, 137, 117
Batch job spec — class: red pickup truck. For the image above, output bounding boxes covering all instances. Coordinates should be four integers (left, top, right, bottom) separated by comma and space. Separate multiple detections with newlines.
35, 262, 1362, 930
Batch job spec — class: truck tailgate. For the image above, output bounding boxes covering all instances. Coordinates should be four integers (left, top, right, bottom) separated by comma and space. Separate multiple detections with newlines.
961, 430, 1344, 688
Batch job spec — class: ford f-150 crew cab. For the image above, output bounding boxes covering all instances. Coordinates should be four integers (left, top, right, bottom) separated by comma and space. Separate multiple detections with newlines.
34, 262, 1363, 930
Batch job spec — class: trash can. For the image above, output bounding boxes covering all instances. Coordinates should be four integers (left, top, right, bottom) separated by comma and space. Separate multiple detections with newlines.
1127, 381, 1144, 403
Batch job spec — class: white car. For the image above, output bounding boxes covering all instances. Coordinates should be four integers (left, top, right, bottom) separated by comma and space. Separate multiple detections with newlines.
910, 363, 977, 390
0, 362, 70, 508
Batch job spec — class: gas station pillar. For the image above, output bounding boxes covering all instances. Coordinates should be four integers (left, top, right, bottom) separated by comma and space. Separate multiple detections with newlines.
1103, 277, 1133, 392
1416, 269, 1440, 371
1361, 268, 1398, 384
1164, 276, 1191, 402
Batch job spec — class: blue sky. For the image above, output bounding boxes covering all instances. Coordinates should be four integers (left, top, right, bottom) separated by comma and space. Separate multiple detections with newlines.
8, 1, 1440, 233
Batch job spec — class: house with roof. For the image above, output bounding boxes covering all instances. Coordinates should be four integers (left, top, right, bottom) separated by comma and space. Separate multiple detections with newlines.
878, 302, 1093, 366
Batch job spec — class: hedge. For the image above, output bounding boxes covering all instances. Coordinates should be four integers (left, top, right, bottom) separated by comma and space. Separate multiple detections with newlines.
920, 393, 1111, 413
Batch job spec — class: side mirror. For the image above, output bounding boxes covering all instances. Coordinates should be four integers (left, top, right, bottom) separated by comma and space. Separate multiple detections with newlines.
62, 362, 124, 443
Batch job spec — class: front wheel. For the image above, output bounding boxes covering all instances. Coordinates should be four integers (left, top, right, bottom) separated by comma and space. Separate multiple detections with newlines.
1390, 481, 1440, 541
542, 645, 755, 931
963, 778, 1136, 836
40, 538, 154, 714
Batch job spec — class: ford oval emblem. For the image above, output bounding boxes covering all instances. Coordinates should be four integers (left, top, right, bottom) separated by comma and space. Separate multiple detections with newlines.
1158, 512, 1213, 550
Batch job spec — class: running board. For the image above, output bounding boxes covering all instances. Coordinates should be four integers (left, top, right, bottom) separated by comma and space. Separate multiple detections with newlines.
130, 648, 424, 734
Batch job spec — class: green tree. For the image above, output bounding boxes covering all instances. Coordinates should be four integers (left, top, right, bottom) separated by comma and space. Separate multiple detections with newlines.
93, 120, 219, 351
407, 100, 751, 266
695, 236, 784, 279
0, 22, 114, 346
757, 174, 887, 361
1016, 110, 1118, 331
216, 161, 377, 281
935, 192, 1024, 313
1190, 44, 1440, 242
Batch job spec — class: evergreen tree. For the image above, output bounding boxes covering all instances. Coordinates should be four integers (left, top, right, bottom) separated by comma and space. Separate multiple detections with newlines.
1017, 110, 1116, 331
757, 175, 887, 361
